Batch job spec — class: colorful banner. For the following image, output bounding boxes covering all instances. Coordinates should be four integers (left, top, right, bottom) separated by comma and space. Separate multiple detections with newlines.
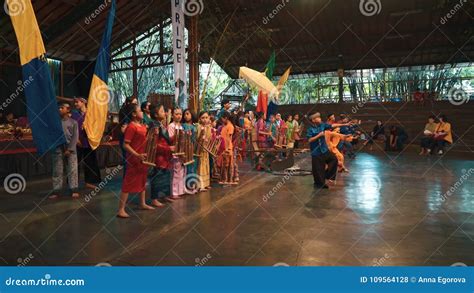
265, 50, 276, 79
7, 0, 66, 155
84, 0, 116, 150
171, 0, 187, 108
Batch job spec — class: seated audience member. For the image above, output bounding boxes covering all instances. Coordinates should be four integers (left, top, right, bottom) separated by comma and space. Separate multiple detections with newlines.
419, 115, 438, 155
385, 125, 408, 151
16, 116, 29, 128
413, 88, 423, 105
431, 114, 452, 155
364, 120, 385, 150
422, 89, 430, 105
5, 112, 16, 126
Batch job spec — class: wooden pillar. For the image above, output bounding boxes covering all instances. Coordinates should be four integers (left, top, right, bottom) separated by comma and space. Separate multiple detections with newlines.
132, 36, 138, 99
317, 74, 320, 103
159, 23, 164, 65
338, 54, 344, 103
188, 15, 199, 115
338, 69, 344, 103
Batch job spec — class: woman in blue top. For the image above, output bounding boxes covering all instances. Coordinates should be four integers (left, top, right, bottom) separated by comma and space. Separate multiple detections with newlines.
266, 114, 278, 148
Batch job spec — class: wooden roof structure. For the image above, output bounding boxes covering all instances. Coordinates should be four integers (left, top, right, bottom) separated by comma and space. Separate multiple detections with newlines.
199, 0, 474, 77
1, 0, 473, 78
0, 0, 171, 60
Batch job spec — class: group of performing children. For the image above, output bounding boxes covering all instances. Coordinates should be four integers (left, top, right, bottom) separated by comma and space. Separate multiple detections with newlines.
50, 98, 362, 218
117, 103, 241, 218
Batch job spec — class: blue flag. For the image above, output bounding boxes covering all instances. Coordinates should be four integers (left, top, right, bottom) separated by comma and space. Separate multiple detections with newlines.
7, 0, 65, 154
84, 0, 116, 149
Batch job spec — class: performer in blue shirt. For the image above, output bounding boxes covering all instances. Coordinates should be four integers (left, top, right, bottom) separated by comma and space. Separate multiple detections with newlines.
338, 116, 359, 159
216, 99, 231, 121
306, 112, 350, 189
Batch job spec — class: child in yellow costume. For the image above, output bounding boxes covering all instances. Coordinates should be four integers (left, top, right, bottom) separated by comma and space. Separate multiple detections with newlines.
325, 128, 352, 173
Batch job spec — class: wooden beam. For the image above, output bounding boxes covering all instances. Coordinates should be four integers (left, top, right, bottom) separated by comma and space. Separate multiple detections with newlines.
43, 0, 107, 43
112, 51, 173, 62
111, 19, 171, 58
188, 15, 199, 115
132, 37, 138, 98
110, 61, 174, 73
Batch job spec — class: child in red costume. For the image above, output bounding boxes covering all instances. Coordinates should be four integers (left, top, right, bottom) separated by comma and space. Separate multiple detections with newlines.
117, 104, 155, 218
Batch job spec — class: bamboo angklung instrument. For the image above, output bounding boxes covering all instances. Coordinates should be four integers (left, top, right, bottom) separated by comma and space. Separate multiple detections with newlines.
173, 129, 185, 156
194, 126, 206, 157
274, 128, 282, 148
173, 129, 195, 165
183, 130, 195, 166
203, 134, 221, 158
274, 125, 286, 148
142, 127, 158, 167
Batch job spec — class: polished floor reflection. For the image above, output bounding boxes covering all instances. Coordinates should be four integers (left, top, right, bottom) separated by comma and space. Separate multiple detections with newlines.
0, 152, 473, 266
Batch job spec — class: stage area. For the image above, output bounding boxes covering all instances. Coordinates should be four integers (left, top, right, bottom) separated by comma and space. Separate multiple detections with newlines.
1, 151, 473, 266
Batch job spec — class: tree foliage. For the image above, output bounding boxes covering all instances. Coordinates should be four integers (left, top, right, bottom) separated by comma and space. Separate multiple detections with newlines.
106, 18, 473, 107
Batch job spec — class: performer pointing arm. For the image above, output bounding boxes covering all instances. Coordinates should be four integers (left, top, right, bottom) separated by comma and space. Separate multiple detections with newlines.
306, 112, 339, 189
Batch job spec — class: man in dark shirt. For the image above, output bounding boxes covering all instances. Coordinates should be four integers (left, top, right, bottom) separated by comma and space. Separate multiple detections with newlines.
385, 125, 408, 151
71, 97, 102, 188
307, 112, 350, 189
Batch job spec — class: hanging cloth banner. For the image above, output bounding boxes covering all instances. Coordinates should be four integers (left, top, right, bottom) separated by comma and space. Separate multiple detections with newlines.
171, 0, 187, 108
84, 0, 116, 150
7, 0, 66, 155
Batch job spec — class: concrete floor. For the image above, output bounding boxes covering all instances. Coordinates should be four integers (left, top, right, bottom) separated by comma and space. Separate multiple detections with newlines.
0, 151, 473, 266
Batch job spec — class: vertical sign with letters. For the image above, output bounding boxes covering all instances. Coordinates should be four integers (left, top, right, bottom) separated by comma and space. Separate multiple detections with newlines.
171, 0, 187, 108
